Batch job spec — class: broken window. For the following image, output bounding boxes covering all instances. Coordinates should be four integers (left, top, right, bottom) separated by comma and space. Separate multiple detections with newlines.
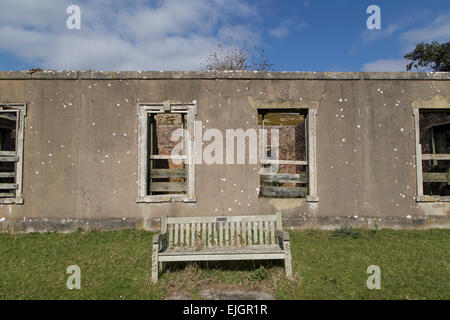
415, 109, 450, 199
137, 101, 196, 203
258, 108, 318, 201
0, 103, 26, 204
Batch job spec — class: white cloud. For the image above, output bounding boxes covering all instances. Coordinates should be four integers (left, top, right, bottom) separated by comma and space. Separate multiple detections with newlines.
399, 13, 450, 51
269, 19, 307, 39
217, 25, 261, 47
350, 24, 399, 54
362, 59, 408, 72
269, 25, 290, 39
360, 24, 399, 44
351, 10, 437, 55
0, 0, 261, 70
360, 12, 450, 72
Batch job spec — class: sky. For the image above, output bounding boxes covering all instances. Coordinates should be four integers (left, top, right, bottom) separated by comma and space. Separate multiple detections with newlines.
0, 0, 449, 72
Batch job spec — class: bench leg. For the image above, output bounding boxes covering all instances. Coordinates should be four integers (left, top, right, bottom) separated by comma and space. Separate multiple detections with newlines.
152, 244, 159, 283
284, 241, 293, 279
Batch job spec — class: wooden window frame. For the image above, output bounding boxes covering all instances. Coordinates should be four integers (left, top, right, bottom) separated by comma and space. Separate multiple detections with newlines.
258, 107, 318, 202
413, 107, 450, 202
137, 101, 197, 203
0, 103, 26, 205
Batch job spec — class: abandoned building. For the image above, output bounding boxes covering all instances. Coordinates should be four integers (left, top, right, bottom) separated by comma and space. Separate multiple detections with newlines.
0, 70, 449, 232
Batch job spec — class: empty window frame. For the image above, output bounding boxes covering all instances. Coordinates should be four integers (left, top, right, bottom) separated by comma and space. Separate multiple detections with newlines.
414, 108, 450, 201
137, 101, 196, 203
258, 108, 318, 202
0, 103, 26, 204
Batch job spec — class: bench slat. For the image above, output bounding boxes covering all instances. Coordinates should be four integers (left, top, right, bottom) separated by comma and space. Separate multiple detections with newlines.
174, 224, 179, 246
208, 222, 212, 247
169, 224, 174, 247
202, 223, 206, 245
259, 222, 263, 245
270, 221, 275, 245
196, 223, 201, 245
160, 252, 285, 262
160, 245, 282, 255
167, 215, 277, 224
230, 222, 235, 246
265, 221, 269, 245
158, 245, 285, 262
236, 222, 241, 246
225, 223, 229, 246
186, 223, 190, 247
191, 223, 195, 247
180, 224, 185, 246
213, 223, 217, 246
217, 223, 220, 246
219, 223, 224, 246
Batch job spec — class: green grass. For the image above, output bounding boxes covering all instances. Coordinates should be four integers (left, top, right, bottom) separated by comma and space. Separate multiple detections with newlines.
0, 229, 448, 299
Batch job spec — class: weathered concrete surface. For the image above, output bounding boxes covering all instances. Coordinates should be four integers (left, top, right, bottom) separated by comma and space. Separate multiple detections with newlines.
0, 70, 449, 232
1, 215, 448, 233
0, 217, 159, 233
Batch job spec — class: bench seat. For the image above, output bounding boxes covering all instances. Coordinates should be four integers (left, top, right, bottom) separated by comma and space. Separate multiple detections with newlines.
159, 245, 285, 262
151, 213, 293, 282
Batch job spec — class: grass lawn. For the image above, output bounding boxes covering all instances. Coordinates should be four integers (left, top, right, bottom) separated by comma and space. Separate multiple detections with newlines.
0, 229, 448, 299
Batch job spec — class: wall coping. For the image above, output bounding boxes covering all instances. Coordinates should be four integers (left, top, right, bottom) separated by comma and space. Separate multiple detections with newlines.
0, 70, 450, 80
0, 70, 449, 80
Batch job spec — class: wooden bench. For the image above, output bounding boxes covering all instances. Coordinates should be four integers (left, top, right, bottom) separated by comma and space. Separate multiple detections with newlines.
151, 212, 293, 283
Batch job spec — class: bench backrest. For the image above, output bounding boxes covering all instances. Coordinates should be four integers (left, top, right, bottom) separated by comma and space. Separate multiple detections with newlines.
162, 213, 282, 248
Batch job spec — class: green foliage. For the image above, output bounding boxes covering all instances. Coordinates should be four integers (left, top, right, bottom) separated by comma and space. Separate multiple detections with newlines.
404, 41, 450, 71
249, 266, 268, 281
332, 226, 362, 238
27, 68, 42, 74
206, 37, 273, 71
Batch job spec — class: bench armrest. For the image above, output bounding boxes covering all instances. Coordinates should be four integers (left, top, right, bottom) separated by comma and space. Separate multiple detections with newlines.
152, 233, 168, 252
276, 230, 290, 250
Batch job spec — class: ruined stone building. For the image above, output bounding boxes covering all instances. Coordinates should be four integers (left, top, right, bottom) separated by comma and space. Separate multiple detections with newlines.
0, 70, 449, 232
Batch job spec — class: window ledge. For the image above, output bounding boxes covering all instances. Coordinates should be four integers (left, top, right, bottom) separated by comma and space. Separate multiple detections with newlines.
306, 195, 319, 202
136, 195, 196, 203
0, 197, 23, 205
416, 195, 450, 202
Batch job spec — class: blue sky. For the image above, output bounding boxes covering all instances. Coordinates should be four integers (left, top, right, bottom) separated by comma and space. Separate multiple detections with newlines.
0, 0, 449, 71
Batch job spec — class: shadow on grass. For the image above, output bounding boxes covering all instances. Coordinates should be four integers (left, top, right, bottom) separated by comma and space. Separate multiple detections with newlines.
158, 259, 295, 299
165, 259, 284, 273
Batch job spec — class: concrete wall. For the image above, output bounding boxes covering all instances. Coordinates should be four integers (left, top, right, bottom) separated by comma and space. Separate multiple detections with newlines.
0, 70, 449, 232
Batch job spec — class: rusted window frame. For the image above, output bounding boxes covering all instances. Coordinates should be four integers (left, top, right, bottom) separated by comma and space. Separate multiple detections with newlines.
137, 101, 197, 203
257, 107, 318, 202
0, 103, 26, 205
413, 107, 450, 202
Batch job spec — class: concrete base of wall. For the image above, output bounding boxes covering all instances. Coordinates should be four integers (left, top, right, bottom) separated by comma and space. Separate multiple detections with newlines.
0, 216, 449, 233
0, 218, 161, 233
284, 215, 450, 230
